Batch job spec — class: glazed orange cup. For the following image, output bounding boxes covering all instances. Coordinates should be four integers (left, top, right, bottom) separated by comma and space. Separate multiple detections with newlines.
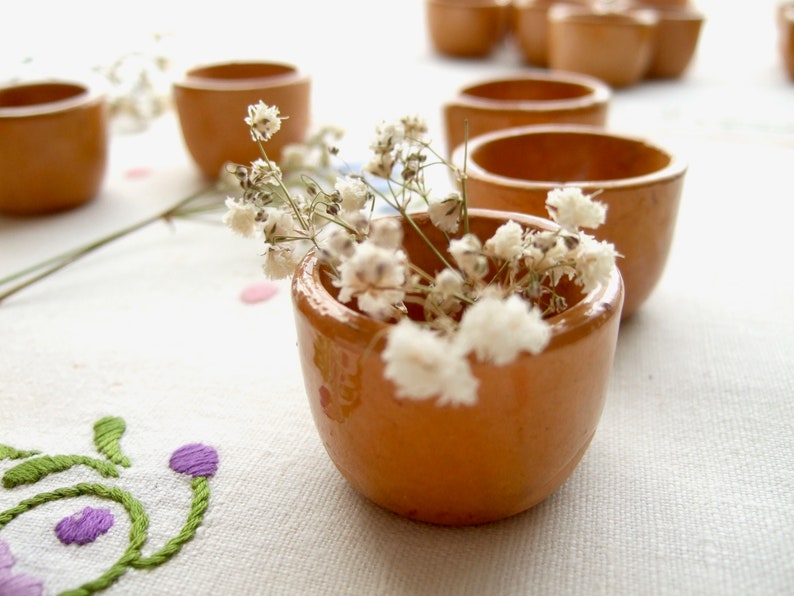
453, 125, 687, 319
292, 209, 624, 525
442, 71, 611, 156
779, 2, 794, 80
511, 0, 591, 66
426, 0, 511, 58
0, 81, 108, 216
646, 6, 705, 79
173, 61, 311, 180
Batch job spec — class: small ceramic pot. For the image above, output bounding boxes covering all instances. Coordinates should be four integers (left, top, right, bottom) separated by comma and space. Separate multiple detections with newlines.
646, 6, 704, 78
426, 0, 511, 58
443, 71, 611, 156
453, 125, 686, 319
779, 2, 794, 80
511, 0, 591, 66
292, 209, 624, 526
547, 5, 659, 88
0, 81, 108, 216
173, 61, 311, 180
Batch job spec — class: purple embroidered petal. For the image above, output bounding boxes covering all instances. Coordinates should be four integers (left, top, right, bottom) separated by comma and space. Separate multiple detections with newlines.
169, 443, 219, 478
55, 507, 114, 546
0, 540, 14, 571
0, 572, 44, 596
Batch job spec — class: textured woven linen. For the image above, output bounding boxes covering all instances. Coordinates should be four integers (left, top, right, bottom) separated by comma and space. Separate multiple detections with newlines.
1, 1, 793, 594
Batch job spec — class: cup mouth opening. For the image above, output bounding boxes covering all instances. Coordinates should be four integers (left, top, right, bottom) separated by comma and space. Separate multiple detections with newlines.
456, 125, 687, 190
0, 81, 94, 117
428, 0, 509, 8
293, 208, 623, 349
549, 5, 659, 27
180, 61, 304, 90
458, 73, 610, 108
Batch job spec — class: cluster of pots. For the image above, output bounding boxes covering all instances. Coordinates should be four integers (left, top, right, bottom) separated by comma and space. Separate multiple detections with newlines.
426, 0, 705, 87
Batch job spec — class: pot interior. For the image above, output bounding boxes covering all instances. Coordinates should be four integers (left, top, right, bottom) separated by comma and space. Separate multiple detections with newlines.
0, 83, 85, 108
187, 62, 296, 81
463, 79, 593, 101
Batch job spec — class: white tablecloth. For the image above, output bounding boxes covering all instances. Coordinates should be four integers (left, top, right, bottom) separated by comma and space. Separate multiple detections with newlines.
1, 1, 792, 594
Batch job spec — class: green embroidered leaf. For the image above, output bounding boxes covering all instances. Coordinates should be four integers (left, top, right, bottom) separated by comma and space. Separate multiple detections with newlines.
93, 416, 131, 468
0, 444, 40, 461
2, 455, 119, 489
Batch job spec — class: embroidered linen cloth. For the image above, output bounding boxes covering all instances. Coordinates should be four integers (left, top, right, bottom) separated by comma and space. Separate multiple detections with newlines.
2, 0, 793, 593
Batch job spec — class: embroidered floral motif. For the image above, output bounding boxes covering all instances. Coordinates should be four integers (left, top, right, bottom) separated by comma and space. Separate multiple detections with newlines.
0, 416, 219, 595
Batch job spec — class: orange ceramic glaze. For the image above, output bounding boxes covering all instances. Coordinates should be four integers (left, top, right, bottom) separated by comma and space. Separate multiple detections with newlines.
443, 71, 610, 156
292, 209, 624, 525
511, 0, 590, 66
547, 5, 659, 88
453, 125, 686, 319
173, 62, 311, 180
646, 6, 704, 78
426, 0, 511, 58
0, 81, 108, 216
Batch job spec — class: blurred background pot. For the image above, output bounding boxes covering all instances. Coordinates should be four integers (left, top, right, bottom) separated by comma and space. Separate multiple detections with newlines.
426, 0, 511, 58
646, 6, 705, 78
443, 70, 610, 155
511, 0, 591, 66
547, 5, 659, 87
0, 81, 108, 216
779, 2, 794, 80
454, 125, 686, 319
173, 61, 311, 180
292, 209, 623, 526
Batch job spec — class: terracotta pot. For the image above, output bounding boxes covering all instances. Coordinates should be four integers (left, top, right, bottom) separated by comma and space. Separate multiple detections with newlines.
646, 6, 704, 78
779, 2, 794, 80
173, 61, 311, 180
0, 81, 108, 216
426, 0, 511, 58
292, 209, 624, 526
547, 5, 659, 88
443, 71, 610, 156
511, 0, 591, 66
453, 125, 686, 319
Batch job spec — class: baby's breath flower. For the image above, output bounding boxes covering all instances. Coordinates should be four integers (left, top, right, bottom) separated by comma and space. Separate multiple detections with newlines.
222, 197, 259, 238
261, 243, 301, 279
456, 295, 551, 365
249, 158, 282, 186
483, 220, 524, 261
335, 176, 370, 212
363, 151, 396, 179
262, 207, 297, 243
427, 192, 463, 233
369, 218, 403, 250
449, 234, 488, 279
433, 268, 464, 299
383, 319, 478, 407
245, 101, 283, 142
335, 241, 407, 320
400, 114, 429, 142
572, 235, 619, 293
546, 187, 607, 231
318, 227, 355, 264
370, 120, 404, 154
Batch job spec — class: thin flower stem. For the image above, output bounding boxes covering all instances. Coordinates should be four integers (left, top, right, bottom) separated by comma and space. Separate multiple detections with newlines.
0, 185, 220, 304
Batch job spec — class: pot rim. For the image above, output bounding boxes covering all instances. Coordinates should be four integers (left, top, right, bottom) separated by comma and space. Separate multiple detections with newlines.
453, 123, 687, 191
448, 70, 611, 112
0, 81, 100, 118
292, 208, 624, 352
175, 61, 309, 91
548, 5, 660, 27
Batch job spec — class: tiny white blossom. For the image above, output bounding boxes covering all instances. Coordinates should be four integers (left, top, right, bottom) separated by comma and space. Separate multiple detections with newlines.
261, 207, 297, 243
400, 114, 429, 142
427, 192, 463, 233
335, 241, 407, 319
335, 176, 370, 212
546, 187, 607, 231
245, 101, 283, 142
383, 319, 479, 406
483, 220, 524, 261
369, 218, 403, 250
222, 197, 259, 238
249, 158, 282, 186
363, 151, 395, 179
572, 235, 618, 293
261, 243, 301, 279
318, 227, 355, 263
370, 120, 404, 154
448, 234, 488, 279
456, 295, 551, 365
433, 268, 464, 299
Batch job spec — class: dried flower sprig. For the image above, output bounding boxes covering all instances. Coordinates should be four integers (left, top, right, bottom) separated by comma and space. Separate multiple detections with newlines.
224, 101, 620, 406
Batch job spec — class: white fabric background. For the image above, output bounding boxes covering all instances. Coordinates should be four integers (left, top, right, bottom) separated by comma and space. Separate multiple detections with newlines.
1, 1, 793, 594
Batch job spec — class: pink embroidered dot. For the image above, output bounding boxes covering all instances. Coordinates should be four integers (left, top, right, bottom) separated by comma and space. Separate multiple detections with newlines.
0, 540, 44, 596
124, 167, 151, 179
240, 282, 279, 304
55, 507, 114, 546
169, 443, 219, 478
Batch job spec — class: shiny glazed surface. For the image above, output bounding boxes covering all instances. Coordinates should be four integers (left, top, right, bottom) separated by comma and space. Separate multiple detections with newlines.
454, 125, 686, 319
292, 209, 624, 525
0, 82, 108, 216
426, 0, 510, 58
172, 62, 311, 180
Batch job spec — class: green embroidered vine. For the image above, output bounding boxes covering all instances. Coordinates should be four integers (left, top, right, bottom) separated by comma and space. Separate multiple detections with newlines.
0, 416, 219, 595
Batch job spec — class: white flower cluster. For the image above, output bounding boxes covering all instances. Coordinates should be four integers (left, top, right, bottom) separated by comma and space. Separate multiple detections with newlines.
223, 102, 619, 407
